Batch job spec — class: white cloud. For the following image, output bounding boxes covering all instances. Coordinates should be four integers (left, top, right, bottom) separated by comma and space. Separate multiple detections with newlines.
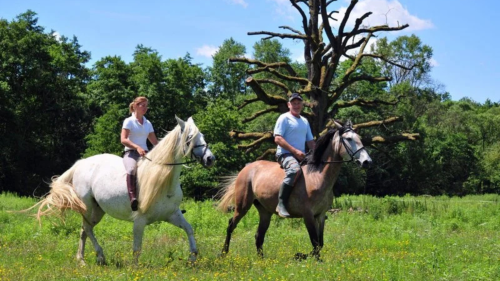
228, 0, 248, 8
429, 57, 439, 67
269, 0, 296, 20
268, 0, 433, 32
52, 31, 61, 42
196, 45, 219, 58
338, 0, 433, 32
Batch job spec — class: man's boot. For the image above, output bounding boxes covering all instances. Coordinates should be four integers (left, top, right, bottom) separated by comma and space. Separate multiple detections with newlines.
276, 183, 293, 218
126, 174, 138, 211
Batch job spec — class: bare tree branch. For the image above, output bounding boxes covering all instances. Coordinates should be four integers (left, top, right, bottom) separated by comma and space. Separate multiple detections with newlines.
254, 78, 291, 93
352, 24, 409, 36
338, 0, 357, 37
332, 97, 400, 111
257, 148, 276, 160
353, 117, 402, 129
290, 0, 310, 37
362, 133, 420, 145
322, 116, 402, 135
229, 57, 297, 76
361, 53, 415, 71
230, 131, 274, 153
249, 68, 310, 84
237, 97, 260, 110
248, 31, 306, 41
279, 25, 303, 35
242, 107, 280, 123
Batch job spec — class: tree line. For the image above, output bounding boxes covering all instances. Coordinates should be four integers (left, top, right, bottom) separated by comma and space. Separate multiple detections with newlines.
1, 11, 499, 199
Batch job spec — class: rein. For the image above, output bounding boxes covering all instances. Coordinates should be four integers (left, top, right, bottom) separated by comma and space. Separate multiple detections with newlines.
142, 143, 209, 166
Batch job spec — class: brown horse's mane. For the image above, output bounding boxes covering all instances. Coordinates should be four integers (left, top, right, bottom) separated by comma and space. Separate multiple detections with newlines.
306, 128, 338, 173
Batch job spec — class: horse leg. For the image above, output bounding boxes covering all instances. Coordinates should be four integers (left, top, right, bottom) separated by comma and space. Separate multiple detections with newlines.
254, 203, 272, 258
81, 219, 106, 265
165, 209, 198, 263
76, 226, 87, 265
221, 200, 253, 256
132, 218, 147, 265
303, 211, 322, 260
317, 213, 326, 248
78, 203, 106, 265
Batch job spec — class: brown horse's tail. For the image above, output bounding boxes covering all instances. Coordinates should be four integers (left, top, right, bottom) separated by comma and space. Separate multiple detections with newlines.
216, 175, 238, 213
27, 160, 87, 222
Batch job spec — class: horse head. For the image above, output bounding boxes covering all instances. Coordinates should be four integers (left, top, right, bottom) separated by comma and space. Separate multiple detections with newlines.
176, 116, 216, 168
334, 120, 372, 169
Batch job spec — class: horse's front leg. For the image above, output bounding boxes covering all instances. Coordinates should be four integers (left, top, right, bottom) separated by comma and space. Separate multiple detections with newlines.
316, 213, 326, 248
303, 211, 322, 260
166, 209, 198, 263
133, 218, 147, 265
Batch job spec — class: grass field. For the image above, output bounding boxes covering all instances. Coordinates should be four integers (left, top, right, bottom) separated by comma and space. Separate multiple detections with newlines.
1, 192, 499, 280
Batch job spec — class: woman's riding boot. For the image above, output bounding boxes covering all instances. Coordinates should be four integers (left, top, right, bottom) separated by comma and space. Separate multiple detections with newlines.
126, 174, 138, 211
277, 183, 293, 218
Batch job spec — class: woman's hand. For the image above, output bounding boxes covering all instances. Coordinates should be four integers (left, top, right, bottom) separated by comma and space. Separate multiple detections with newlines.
137, 147, 146, 156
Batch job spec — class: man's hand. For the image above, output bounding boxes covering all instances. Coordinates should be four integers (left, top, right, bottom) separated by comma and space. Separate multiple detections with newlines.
294, 150, 306, 161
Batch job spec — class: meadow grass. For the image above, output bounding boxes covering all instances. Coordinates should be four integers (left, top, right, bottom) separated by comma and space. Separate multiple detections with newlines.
0, 192, 499, 280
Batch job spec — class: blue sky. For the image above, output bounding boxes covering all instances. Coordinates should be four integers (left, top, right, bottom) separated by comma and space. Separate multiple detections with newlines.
2, 0, 499, 103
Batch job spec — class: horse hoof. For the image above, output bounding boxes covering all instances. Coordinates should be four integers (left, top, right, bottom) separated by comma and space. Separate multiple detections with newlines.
96, 257, 107, 266
218, 251, 228, 258
77, 259, 86, 267
294, 253, 308, 261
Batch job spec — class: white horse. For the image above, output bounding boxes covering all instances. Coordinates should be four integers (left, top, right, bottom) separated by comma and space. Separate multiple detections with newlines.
31, 116, 215, 265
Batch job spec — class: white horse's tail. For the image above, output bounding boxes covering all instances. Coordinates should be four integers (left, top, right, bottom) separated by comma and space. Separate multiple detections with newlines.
216, 176, 238, 213
33, 160, 87, 221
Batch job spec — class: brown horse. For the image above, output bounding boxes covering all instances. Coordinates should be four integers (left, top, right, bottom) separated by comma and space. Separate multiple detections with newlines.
217, 120, 372, 259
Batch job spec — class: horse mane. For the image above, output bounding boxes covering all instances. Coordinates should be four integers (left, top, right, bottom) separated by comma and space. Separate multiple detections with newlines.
306, 128, 337, 173
136, 121, 200, 212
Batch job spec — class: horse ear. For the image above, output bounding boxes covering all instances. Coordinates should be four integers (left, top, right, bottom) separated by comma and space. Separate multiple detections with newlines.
187, 116, 194, 124
345, 120, 353, 129
175, 115, 186, 131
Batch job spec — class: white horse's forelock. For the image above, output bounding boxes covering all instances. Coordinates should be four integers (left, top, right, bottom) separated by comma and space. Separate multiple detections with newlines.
137, 120, 200, 212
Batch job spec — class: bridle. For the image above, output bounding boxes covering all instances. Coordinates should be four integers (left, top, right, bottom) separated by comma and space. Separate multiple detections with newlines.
142, 133, 210, 166
321, 128, 367, 164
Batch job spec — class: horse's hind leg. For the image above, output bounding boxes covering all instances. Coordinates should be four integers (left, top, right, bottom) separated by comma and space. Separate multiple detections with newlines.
254, 203, 272, 258
165, 209, 198, 263
78, 205, 106, 265
221, 198, 253, 256
76, 226, 87, 265
132, 218, 147, 265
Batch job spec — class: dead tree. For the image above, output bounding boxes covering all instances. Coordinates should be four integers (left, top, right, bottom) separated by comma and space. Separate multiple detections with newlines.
230, 0, 420, 158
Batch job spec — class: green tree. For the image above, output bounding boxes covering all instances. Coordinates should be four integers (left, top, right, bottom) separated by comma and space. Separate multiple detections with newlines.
374, 35, 433, 88
207, 38, 247, 102
87, 55, 134, 111
181, 98, 252, 199
83, 104, 126, 157
0, 11, 91, 195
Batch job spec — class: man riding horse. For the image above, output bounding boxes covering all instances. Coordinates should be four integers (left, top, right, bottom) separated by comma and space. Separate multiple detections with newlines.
273, 93, 315, 217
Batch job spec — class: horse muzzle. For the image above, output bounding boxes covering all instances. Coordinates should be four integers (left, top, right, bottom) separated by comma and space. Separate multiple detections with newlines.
203, 154, 216, 168
356, 159, 372, 169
